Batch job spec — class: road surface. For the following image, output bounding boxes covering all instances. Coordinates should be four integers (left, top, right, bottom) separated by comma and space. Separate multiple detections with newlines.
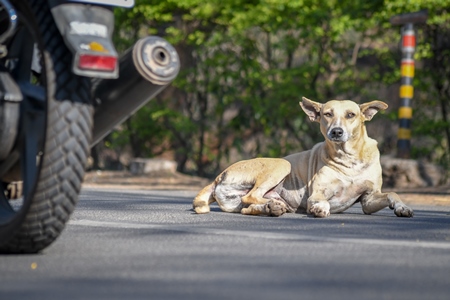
1, 188, 449, 300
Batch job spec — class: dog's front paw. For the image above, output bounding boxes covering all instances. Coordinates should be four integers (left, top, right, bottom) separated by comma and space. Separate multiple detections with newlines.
393, 204, 414, 218
264, 199, 287, 217
309, 202, 330, 218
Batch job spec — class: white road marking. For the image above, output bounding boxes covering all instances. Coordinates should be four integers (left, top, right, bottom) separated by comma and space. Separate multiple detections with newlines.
69, 219, 450, 250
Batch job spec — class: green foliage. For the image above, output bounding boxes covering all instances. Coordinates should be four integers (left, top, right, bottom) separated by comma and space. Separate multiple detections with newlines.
104, 0, 450, 176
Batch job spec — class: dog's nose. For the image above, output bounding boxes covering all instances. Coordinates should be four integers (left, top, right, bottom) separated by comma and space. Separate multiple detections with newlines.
330, 127, 344, 139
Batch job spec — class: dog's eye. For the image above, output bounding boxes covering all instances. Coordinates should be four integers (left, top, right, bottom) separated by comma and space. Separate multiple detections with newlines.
346, 112, 356, 119
323, 112, 333, 118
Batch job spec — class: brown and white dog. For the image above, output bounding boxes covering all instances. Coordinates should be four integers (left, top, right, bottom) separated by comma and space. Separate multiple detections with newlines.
193, 97, 413, 218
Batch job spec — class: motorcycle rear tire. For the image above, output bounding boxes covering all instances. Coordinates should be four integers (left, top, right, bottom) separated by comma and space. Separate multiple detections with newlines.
0, 0, 93, 253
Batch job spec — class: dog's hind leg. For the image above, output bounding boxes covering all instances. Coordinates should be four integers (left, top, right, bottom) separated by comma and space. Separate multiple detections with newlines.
241, 160, 291, 206
214, 182, 249, 213
193, 183, 216, 214
241, 199, 288, 217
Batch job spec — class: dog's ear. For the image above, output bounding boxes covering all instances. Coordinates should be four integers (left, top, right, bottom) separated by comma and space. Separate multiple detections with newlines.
300, 97, 322, 122
359, 101, 388, 121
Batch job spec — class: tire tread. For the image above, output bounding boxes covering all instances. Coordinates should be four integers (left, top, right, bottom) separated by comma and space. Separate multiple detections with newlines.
0, 0, 93, 253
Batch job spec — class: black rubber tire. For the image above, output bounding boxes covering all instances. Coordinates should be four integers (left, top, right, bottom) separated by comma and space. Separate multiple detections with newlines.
0, 0, 93, 253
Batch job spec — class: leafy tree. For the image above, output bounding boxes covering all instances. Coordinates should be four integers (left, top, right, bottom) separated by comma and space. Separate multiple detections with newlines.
100, 0, 449, 178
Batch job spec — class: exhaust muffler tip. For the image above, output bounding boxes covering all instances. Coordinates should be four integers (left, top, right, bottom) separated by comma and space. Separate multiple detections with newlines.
133, 36, 180, 86
91, 36, 180, 146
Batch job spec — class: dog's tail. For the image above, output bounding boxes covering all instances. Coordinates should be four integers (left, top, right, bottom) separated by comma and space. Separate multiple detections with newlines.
193, 182, 216, 214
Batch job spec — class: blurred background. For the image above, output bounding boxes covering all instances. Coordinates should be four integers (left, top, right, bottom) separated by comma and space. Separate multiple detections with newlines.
90, 0, 450, 181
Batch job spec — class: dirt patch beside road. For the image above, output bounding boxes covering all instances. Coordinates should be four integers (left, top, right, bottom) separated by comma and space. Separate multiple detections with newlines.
83, 170, 450, 206
83, 170, 210, 191
386, 186, 450, 207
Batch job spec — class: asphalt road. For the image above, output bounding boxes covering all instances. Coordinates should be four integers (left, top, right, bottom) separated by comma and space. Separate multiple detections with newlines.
1, 188, 450, 300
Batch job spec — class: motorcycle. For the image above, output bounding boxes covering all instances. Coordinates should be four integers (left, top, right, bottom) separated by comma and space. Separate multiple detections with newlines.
0, 0, 180, 253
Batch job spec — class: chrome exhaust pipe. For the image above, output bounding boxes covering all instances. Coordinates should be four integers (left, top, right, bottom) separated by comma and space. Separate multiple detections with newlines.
91, 36, 180, 146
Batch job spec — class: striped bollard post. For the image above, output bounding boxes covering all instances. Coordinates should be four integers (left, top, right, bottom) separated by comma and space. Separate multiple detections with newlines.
397, 24, 415, 158
390, 10, 428, 159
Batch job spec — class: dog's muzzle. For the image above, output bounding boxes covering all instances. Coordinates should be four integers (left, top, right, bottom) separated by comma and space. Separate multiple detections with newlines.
328, 127, 348, 142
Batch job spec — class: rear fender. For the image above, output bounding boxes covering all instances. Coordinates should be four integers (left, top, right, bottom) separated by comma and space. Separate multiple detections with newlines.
48, 1, 119, 78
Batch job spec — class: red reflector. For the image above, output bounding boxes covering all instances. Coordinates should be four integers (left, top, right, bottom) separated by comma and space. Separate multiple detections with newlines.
78, 55, 117, 72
